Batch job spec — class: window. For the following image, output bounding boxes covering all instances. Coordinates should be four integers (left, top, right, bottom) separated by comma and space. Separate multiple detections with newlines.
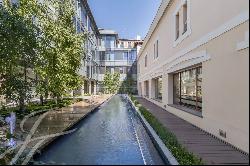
155, 77, 162, 100
175, 13, 180, 40
183, 3, 188, 34
100, 67, 106, 74
173, 0, 191, 47
129, 50, 137, 61
123, 52, 129, 61
156, 40, 159, 58
128, 42, 132, 48
119, 67, 124, 74
154, 44, 156, 59
120, 42, 124, 48
145, 54, 148, 67
173, 66, 202, 112
106, 51, 115, 61
103, 36, 116, 48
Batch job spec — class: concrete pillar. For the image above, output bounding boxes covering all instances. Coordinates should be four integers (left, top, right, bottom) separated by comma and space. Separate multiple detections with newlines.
148, 80, 152, 99
94, 81, 97, 95
151, 79, 156, 99
80, 84, 85, 96
166, 74, 174, 105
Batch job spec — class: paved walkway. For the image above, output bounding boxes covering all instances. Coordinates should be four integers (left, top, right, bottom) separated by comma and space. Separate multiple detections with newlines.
136, 97, 249, 165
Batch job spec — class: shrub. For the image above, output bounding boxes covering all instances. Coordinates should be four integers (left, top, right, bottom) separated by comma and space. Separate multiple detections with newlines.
132, 97, 203, 165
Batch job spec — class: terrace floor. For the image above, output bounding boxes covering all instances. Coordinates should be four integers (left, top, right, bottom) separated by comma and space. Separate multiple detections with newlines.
136, 97, 249, 165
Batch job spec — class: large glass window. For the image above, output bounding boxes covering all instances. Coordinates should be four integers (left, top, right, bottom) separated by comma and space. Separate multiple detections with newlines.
123, 52, 129, 61
105, 36, 116, 48
173, 66, 202, 111
105, 51, 115, 61
81, 5, 87, 26
129, 50, 137, 61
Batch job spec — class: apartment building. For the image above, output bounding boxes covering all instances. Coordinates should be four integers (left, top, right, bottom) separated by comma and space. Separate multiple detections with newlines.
73, 0, 100, 96
98, 29, 143, 93
137, 0, 249, 153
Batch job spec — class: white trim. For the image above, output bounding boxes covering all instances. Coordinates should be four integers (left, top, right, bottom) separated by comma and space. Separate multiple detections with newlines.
138, 11, 249, 81
138, 0, 172, 60
166, 50, 210, 73
173, 0, 191, 47
237, 31, 249, 51
167, 10, 249, 65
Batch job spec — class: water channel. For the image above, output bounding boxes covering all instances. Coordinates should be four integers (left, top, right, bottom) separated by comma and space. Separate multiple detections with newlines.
34, 95, 166, 165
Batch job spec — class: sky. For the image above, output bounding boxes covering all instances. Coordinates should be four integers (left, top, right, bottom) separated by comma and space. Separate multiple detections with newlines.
88, 0, 162, 39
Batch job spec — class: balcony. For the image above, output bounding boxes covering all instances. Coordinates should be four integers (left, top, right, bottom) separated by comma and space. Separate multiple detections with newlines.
97, 60, 136, 67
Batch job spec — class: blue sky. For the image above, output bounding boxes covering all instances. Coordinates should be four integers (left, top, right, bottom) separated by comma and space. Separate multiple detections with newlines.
88, 0, 162, 39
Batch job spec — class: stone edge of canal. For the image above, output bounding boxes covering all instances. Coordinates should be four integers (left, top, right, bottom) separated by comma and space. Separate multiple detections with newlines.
127, 95, 179, 165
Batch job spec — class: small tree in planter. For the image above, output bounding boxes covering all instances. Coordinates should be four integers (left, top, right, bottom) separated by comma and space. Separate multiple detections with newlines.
103, 72, 120, 94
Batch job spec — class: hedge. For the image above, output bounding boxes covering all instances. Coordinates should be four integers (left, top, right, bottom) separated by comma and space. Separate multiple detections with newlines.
130, 95, 203, 165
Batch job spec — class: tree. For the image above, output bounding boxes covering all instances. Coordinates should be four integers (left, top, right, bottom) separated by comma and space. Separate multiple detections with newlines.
0, 1, 38, 111
120, 75, 135, 94
34, 0, 85, 103
0, 0, 86, 110
103, 72, 120, 94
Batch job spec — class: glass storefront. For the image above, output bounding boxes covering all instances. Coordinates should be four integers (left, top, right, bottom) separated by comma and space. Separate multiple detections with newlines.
173, 66, 202, 111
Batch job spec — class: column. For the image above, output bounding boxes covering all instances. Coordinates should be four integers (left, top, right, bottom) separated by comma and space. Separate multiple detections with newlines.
94, 81, 97, 95
80, 83, 85, 97
148, 79, 153, 99
151, 79, 156, 99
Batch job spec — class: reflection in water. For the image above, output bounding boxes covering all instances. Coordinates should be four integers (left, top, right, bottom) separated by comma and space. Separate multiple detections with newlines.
34, 95, 164, 165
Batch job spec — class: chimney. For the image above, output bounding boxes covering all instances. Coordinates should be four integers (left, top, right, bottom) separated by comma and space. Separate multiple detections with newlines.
136, 35, 141, 40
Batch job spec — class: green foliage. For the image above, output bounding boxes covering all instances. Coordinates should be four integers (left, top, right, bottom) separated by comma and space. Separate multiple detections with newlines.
34, 0, 85, 101
103, 72, 120, 94
0, 0, 86, 110
119, 75, 136, 94
130, 96, 204, 165
0, 1, 38, 110
0, 98, 74, 118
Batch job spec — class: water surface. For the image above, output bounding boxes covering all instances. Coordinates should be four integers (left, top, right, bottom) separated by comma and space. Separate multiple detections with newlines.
35, 95, 164, 165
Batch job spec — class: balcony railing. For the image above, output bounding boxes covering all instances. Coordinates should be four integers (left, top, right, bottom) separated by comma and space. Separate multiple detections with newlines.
97, 60, 136, 66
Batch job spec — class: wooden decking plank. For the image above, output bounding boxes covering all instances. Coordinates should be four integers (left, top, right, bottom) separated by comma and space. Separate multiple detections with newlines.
136, 97, 249, 165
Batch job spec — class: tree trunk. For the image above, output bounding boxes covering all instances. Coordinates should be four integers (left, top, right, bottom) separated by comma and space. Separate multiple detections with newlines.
19, 97, 25, 112
40, 95, 44, 106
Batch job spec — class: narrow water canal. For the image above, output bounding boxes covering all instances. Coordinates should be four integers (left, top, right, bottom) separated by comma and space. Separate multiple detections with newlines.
34, 95, 165, 165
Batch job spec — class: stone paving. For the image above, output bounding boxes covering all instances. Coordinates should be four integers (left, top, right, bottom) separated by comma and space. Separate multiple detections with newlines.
12, 94, 112, 164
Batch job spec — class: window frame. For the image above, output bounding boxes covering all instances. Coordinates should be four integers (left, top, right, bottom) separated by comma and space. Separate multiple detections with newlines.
173, 0, 191, 47
173, 65, 202, 112
145, 54, 148, 68
154, 39, 159, 60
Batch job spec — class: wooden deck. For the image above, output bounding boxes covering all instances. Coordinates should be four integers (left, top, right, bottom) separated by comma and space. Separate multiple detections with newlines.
136, 97, 249, 165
